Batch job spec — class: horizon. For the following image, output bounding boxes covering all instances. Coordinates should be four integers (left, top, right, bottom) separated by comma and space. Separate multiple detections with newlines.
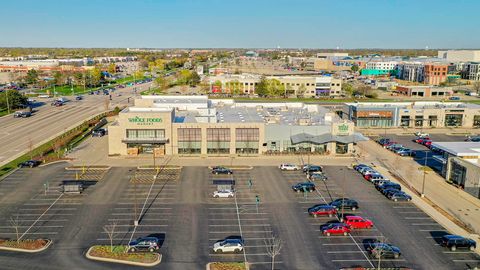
2, 0, 480, 48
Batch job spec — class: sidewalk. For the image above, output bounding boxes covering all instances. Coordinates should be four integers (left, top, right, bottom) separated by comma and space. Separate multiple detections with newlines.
357, 141, 480, 238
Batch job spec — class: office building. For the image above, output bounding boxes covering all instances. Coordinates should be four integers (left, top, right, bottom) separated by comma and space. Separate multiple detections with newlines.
438, 50, 480, 62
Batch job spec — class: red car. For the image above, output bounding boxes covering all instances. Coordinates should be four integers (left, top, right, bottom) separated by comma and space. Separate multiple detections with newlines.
423, 140, 432, 147
344, 215, 374, 229
414, 137, 430, 143
382, 141, 397, 148
320, 223, 351, 236
308, 204, 337, 217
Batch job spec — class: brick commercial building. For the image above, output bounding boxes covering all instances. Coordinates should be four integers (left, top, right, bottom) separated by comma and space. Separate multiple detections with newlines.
108, 96, 366, 157
394, 85, 452, 98
424, 63, 449, 85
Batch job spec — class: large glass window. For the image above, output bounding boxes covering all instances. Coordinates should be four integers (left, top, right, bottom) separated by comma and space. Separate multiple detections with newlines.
415, 115, 423, 127
314, 144, 327, 154
428, 115, 438, 127
474, 116, 480, 127
207, 128, 230, 154
126, 129, 165, 139
449, 161, 466, 188
336, 142, 348, 154
235, 128, 259, 154
177, 128, 201, 154
400, 116, 410, 127
445, 114, 463, 127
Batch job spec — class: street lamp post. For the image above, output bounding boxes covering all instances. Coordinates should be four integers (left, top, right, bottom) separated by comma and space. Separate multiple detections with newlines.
5, 89, 10, 114
421, 150, 428, 197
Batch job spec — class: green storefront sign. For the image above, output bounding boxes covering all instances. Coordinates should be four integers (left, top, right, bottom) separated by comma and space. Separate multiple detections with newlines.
337, 124, 349, 135
128, 116, 162, 125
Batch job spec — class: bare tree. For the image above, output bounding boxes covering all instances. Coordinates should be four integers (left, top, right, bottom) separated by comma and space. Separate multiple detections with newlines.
103, 221, 117, 252
264, 233, 283, 270
10, 215, 21, 243
473, 81, 480, 94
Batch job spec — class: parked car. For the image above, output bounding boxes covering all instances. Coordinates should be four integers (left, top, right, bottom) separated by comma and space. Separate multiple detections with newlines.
383, 188, 404, 198
361, 169, 378, 177
465, 136, 480, 142
414, 137, 430, 143
388, 192, 412, 202
13, 111, 31, 118
377, 182, 401, 192
213, 190, 234, 198
357, 166, 373, 174
92, 128, 107, 137
320, 223, 351, 236
364, 173, 385, 182
308, 204, 337, 217
18, 160, 41, 168
449, 96, 461, 100
386, 144, 403, 150
128, 237, 160, 252
279, 163, 299, 171
292, 182, 316, 193
369, 243, 401, 259
372, 179, 391, 187
213, 237, 244, 253
212, 166, 233, 175
344, 215, 374, 229
396, 148, 415, 156
308, 171, 327, 181
353, 164, 370, 171
414, 132, 429, 137
303, 165, 323, 174
441, 235, 476, 251
329, 198, 359, 211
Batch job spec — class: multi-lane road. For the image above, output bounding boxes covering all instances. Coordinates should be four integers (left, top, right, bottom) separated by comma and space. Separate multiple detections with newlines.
0, 82, 152, 166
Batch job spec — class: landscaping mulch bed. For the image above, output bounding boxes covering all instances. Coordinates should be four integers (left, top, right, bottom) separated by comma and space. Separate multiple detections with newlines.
89, 246, 158, 263
210, 262, 247, 270
0, 239, 48, 250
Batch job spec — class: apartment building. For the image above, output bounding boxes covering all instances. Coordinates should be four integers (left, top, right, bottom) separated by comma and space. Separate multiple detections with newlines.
396, 62, 425, 82
462, 62, 480, 81
208, 74, 343, 97
424, 63, 448, 85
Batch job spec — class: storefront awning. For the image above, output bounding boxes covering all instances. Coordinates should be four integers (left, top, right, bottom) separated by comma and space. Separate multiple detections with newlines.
122, 138, 169, 144
290, 133, 368, 145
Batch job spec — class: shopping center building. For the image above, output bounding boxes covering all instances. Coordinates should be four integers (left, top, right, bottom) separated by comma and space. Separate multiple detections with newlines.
343, 101, 480, 128
108, 96, 366, 157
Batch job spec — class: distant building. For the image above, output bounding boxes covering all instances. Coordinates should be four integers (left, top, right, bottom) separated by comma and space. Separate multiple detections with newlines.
423, 63, 449, 85
316, 52, 349, 59
462, 62, 480, 81
245, 51, 259, 57
396, 62, 424, 82
395, 85, 452, 98
438, 50, 480, 62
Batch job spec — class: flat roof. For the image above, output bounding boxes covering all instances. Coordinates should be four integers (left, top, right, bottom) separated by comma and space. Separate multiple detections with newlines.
123, 107, 173, 113
431, 142, 480, 156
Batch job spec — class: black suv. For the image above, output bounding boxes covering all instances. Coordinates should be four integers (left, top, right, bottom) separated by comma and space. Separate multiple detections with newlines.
441, 235, 476, 251
329, 198, 359, 211
92, 128, 107, 137
303, 165, 322, 174
292, 182, 316, 192
18, 160, 41, 168
128, 237, 160, 252
377, 182, 401, 192
212, 166, 233, 175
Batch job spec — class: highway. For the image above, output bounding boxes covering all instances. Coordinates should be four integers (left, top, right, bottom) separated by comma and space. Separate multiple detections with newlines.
0, 82, 152, 166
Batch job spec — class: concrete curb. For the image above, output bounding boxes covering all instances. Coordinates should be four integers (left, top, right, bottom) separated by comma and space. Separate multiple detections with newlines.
85, 246, 162, 267
65, 166, 111, 171
137, 165, 182, 170
0, 239, 52, 253
0, 167, 19, 182
39, 160, 70, 167
206, 262, 250, 270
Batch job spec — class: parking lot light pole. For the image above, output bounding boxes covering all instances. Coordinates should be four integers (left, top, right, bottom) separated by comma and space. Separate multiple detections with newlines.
421, 150, 428, 197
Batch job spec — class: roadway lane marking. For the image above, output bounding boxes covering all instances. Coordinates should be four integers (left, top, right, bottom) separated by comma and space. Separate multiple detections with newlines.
17, 213, 73, 216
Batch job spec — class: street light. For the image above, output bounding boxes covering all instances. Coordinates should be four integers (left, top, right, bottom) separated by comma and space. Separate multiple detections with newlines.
421, 150, 428, 197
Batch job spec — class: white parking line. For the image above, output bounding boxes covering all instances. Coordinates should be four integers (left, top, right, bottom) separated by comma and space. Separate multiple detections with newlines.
322, 243, 357, 246
404, 217, 432, 220
209, 230, 272, 234
209, 224, 271, 227
332, 259, 406, 262
452, 259, 480, 262
327, 251, 364, 254
411, 223, 442, 226
17, 213, 73, 216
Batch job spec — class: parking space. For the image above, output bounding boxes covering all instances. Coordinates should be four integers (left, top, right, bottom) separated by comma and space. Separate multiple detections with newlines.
0, 166, 108, 242
94, 167, 181, 247
206, 168, 283, 269
325, 165, 480, 269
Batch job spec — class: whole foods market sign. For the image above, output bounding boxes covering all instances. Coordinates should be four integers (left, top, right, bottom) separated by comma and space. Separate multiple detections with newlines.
128, 116, 162, 125
336, 124, 350, 135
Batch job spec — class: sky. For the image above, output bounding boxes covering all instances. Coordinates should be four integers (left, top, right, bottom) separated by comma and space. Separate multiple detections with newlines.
1, 0, 479, 49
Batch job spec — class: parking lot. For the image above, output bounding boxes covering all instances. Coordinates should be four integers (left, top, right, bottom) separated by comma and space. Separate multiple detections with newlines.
0, 163, 479, 269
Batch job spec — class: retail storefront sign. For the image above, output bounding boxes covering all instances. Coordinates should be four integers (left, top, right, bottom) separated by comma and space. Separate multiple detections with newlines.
128, 116, 163, 125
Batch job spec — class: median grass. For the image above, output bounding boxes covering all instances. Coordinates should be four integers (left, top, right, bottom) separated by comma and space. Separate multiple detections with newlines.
89, 245, 159, 264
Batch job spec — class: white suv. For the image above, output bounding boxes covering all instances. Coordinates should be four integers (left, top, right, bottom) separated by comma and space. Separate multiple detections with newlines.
213, 190, 234, 198
213, 238, 244, 253
279, 163, 299, 171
